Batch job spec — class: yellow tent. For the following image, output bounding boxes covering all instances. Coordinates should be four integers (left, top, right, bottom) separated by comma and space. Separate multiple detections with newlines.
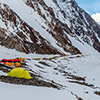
7, 68, 32, 79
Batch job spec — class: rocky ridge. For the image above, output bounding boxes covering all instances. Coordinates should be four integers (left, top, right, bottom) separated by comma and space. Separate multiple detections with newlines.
0, 0, 100, 54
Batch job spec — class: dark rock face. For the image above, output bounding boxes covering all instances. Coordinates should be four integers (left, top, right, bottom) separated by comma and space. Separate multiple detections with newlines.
0, 75, 60, 89
0, 63, 62, 89
0, 3, 61, 54
0, 0, 100, 54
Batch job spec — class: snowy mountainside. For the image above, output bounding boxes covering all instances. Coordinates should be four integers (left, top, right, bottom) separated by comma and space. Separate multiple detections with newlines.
1, 0, 100, 100
0, 2, 61, 54
0, 0, 100, 55
0, 43, 100, 100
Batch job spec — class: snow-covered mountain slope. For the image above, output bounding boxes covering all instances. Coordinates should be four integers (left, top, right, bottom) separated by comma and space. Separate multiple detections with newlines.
1, 0, 100, 100
0, 41, 100, 100
0, 0, 100, 55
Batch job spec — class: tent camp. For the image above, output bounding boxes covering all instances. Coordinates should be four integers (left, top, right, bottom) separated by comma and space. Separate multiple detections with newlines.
7, 68, 32, 79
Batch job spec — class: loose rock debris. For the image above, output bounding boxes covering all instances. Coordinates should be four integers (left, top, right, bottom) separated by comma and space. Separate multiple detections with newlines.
0, 62, 63, 89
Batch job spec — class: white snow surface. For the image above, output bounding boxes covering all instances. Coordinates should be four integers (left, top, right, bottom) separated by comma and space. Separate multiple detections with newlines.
0, 0, 100, 100
0, 42, 100, 100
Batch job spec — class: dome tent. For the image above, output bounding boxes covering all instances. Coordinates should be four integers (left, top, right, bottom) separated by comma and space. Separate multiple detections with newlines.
7, 68, 32, 79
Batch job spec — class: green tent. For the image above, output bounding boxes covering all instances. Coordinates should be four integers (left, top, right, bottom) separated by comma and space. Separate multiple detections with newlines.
7, 68, 32, 79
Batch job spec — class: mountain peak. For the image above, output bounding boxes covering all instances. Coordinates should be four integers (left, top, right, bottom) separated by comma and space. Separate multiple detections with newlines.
0, 0, 100, 55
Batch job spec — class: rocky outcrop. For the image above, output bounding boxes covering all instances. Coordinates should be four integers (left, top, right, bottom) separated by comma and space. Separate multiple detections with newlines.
0, 63, 62, 89
0, 75, 61, 89
0, 3, 61, 54
0, 1, 81, 54
23, 0, 100, 53
0, 0, 100, 54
